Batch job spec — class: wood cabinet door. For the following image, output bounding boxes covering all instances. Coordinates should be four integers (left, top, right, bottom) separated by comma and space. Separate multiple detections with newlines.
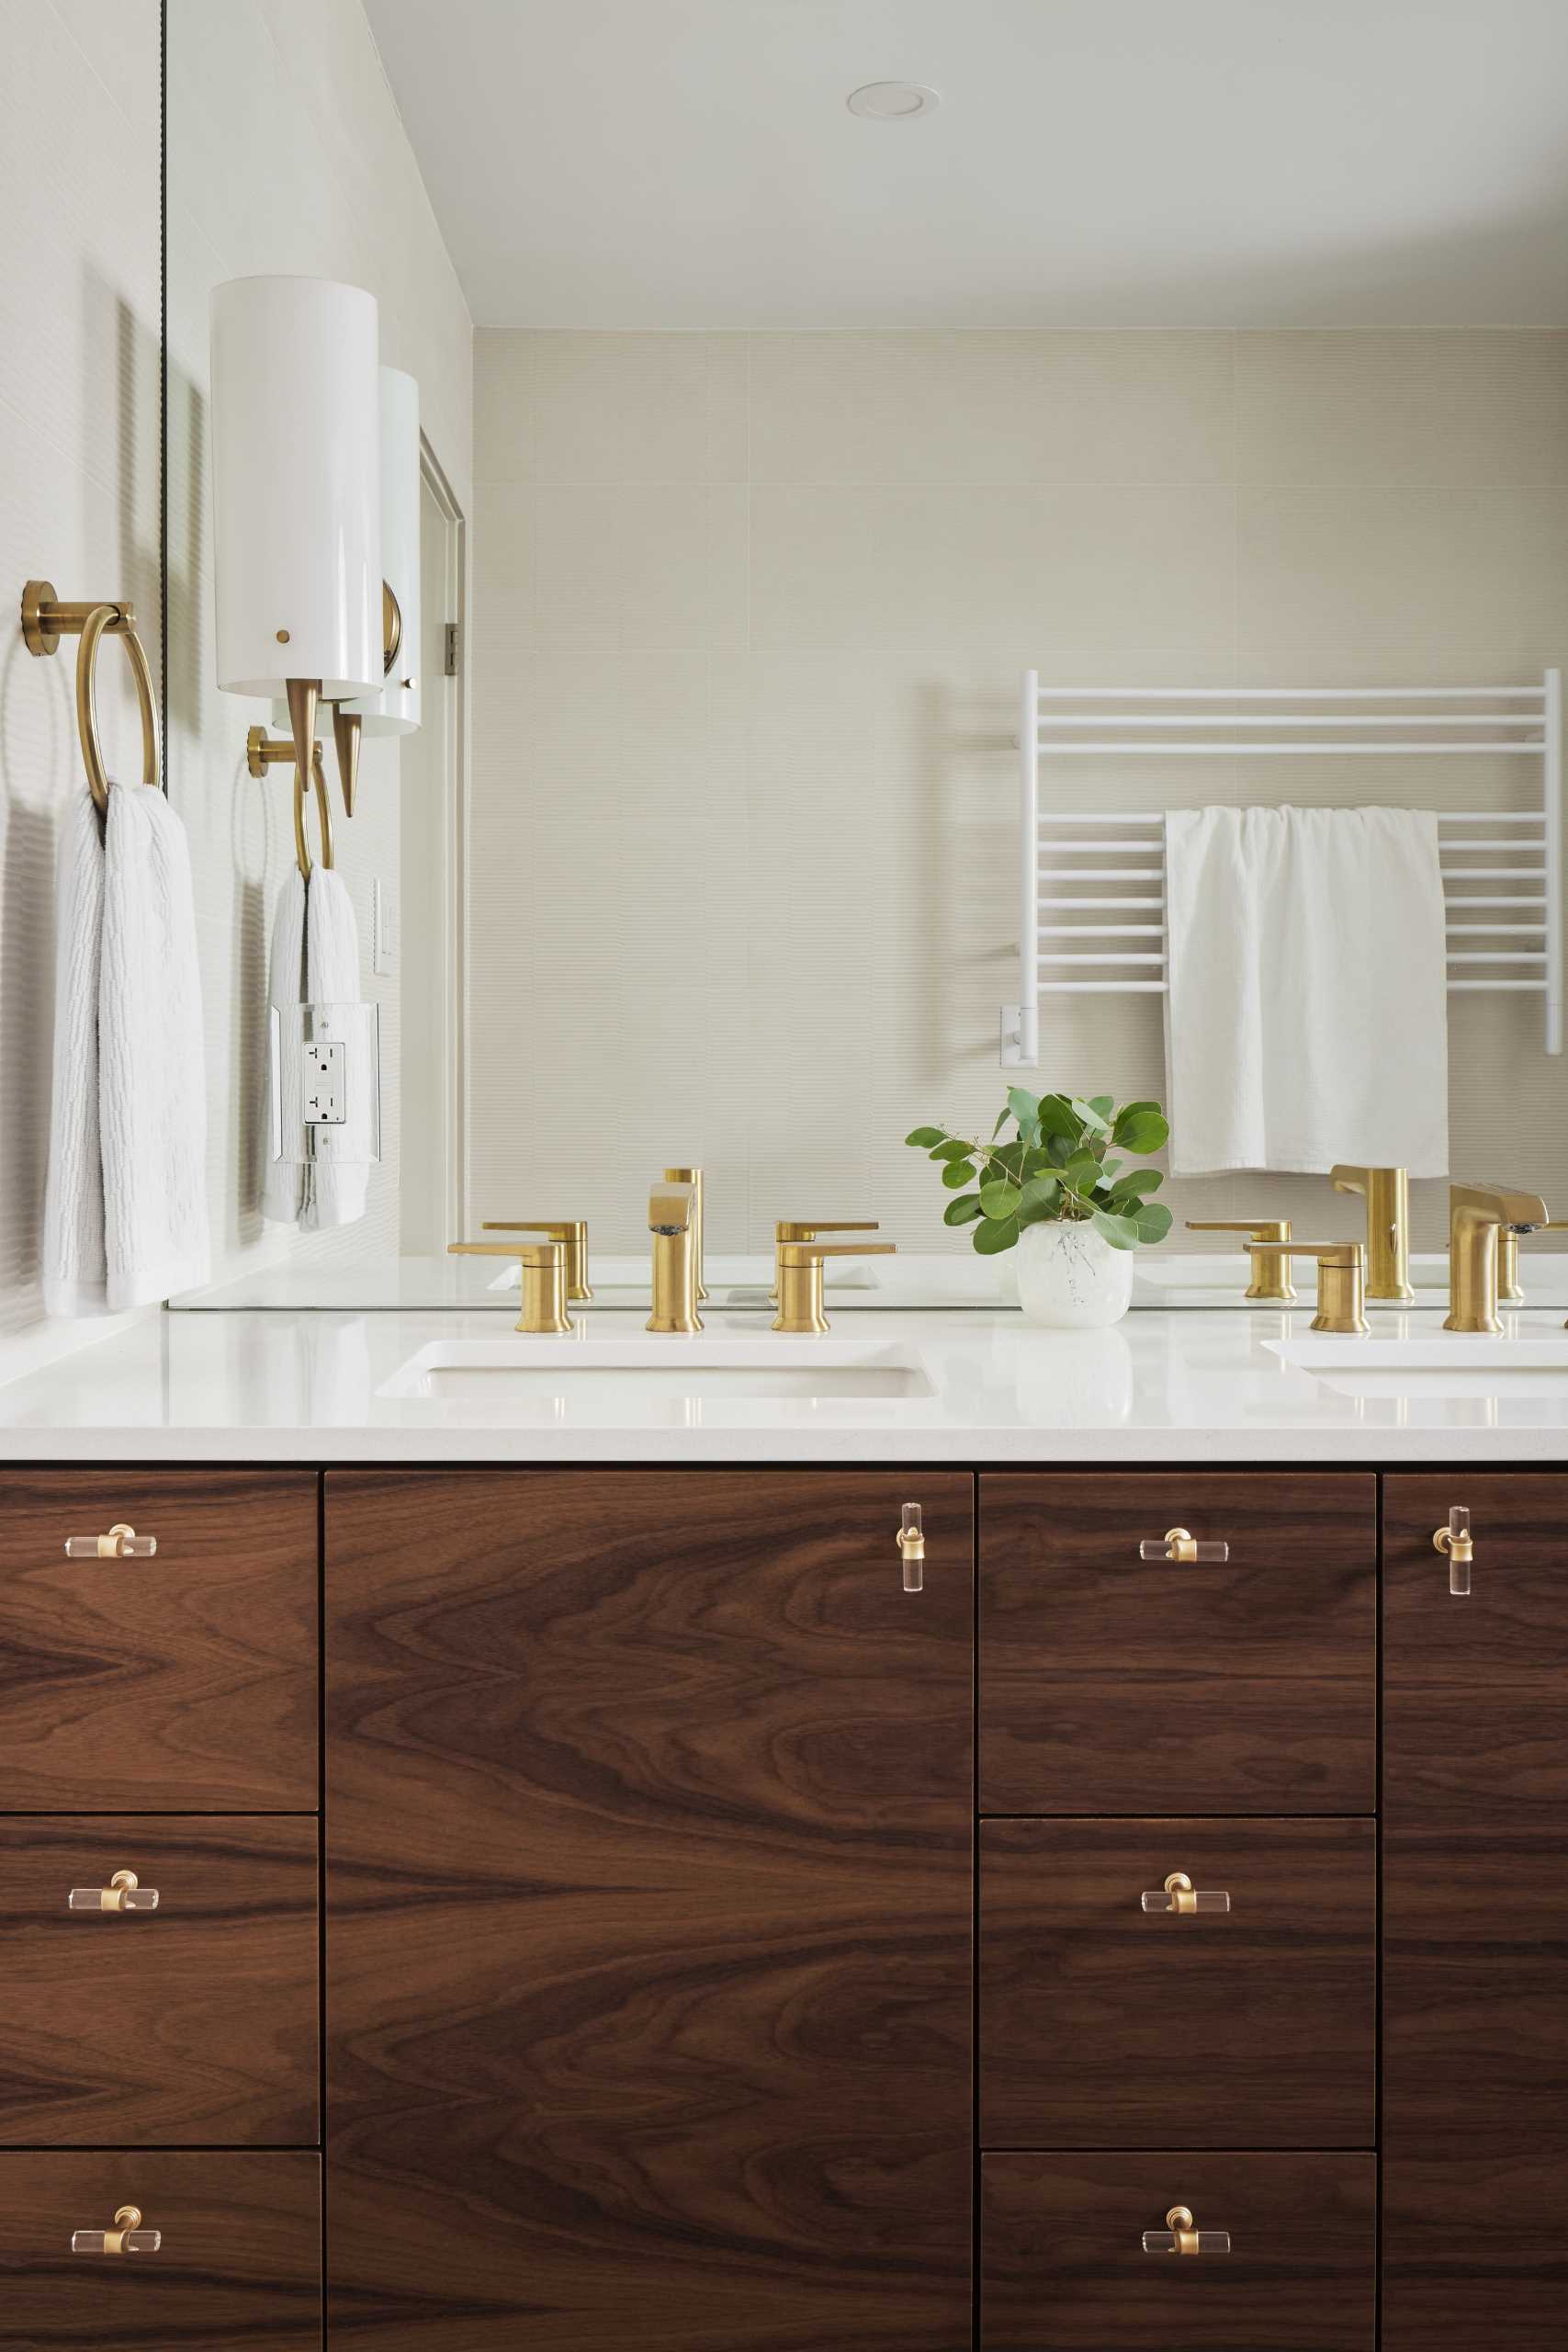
980, 1473, 1376, 1813
0, 1818, 318, 2144
326, 1469, 974, 2352
0, 1470, 318, 1808
1383, 1476, 1568, 2349
0, 2151, 321, 2350
980, 1818, 1376, 2147
982, 2152, 1376, 2351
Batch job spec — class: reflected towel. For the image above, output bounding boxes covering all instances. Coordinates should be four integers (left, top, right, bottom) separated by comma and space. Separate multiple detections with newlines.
261, 869, 308, 1225
41, 790, 107, 1313
1164, 805, 1449, 1176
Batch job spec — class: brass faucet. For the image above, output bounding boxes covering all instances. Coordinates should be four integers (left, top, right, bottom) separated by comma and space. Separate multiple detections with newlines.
648, 1182, 702, 1334
773, 1238, 896, 1335
1246, 1239, 1369, 1334
662, 1167, 706, 1302
447, 1237, 575, 1333
479, 1218, 592, 1301
1186, 1219, 1295, 1303
1444, 1184, 1549, 1334
1329, 1166, 1413, 1303
771, 1218, 882, 1303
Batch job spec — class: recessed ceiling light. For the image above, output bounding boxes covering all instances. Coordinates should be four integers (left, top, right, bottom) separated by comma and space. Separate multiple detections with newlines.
847, 81, 941, 122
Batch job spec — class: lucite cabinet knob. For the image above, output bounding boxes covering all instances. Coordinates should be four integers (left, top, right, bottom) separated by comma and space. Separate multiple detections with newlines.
1433, 1506, 1473, 1596
1141, 1871, 1231, 1916
63, 1522, 156, 1559
72, 2204, 161, 2255
896, 1503, 925, 1592
1139, 1526, 1229, 1564
68, 1869, 159, 1914
1143, 2204, 1232, 2256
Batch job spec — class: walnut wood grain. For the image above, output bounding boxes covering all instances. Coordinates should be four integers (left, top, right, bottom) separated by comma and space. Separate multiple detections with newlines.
0, 2150, 320, 2350
1383, 1476, 1568, 2345
0, 1817, 319, 2144
1384, 1474, 1568, 1826
327, 1469, 974, 2351
982, 2150, 1376, 2350
979, 1473, 1377, 1813
0, 1471, 318, 1809
980, 1817, 1376, 2147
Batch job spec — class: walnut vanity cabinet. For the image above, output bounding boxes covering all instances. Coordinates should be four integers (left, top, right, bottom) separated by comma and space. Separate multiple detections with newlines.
1382, 1476, 1568, 2348
325, 1469, 975, 2352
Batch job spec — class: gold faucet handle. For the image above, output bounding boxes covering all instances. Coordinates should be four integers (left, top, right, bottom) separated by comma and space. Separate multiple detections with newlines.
481, 1218, 592, 1301
778, 1240, 896, 1265
775, 1219, 881, 1243
1247, 1239, 1368, 1334
1186, 1219, 1291, 1239
1188, 1219, 1294, 1303
449, 1238, 574, 1334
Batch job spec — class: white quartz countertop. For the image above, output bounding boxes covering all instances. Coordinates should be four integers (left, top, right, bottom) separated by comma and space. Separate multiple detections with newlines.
3, 1303, 1567, 1463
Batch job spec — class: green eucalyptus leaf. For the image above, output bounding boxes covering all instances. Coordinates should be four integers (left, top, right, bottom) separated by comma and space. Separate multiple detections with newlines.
1070, 1096, 1112, 1136
1112, 1102, 1169, 1155
1109, 1167, 1164, 1198
1092, 1207, 1141, 1250
905, 1125, 945, 1148
1133, 1200, 1174, 1244
929, 1137, 972, 1162
1036, 1093, 1081, 1141
1087, 1094, 1114, 1118
980, 1179, 1022, 1220
972, 1213, 1020, 1255
941, 1158, 977, 1190
943, 1193, 985, 1226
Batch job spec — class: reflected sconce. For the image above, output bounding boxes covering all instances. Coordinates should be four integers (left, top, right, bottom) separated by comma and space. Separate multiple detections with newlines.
272, 366, 422, 819
209, 275, 381, 825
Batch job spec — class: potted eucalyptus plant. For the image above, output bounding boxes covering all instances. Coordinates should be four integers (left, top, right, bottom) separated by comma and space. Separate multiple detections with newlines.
906, 1089, 1172, 1327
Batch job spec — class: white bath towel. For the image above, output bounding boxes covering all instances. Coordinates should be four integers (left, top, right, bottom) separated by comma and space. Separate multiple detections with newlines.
1164, 805, 1449, 1177
42, 784, 209, 1316
302, 866, 368, 1230
260, 865, 369, 1230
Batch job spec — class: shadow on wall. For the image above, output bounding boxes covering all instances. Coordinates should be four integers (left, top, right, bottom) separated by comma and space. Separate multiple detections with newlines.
0, 268, 159, 1335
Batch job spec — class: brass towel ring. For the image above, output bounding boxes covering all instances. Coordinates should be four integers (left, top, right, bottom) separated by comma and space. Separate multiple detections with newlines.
76, 603, 160, 814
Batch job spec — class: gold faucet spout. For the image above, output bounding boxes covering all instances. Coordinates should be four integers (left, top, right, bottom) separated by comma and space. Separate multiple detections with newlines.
1445, 1183, 1550, 1334
648, 1182, 701, 1333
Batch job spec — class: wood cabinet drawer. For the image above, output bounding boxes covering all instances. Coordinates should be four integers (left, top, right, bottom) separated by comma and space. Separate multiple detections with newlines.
1384, 2154, 1568, 2351
0, 2151, 320, 2349
979, 1473, 1376, 1813
980, 1819, 1375, 2146
983, 2151, 1375, 2350
0, 1819, 318, 2144
0, 1470, 317, 1809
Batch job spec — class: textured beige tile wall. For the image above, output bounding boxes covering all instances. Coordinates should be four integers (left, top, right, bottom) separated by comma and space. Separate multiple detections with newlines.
468, 328, 1568, 1257
0, 0, 162, 1371
164, 0, 472, 1280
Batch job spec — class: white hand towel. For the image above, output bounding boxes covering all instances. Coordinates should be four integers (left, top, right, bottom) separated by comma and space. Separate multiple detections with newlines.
41, 789, 107, 1315
1164, 805, 1449, 1177
98, 782, 210, 1306
261, 870, 308, 1226
301, 865, 368, 1230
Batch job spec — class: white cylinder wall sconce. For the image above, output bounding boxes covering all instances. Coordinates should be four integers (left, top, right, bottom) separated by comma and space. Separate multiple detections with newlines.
210, 275, 382, 784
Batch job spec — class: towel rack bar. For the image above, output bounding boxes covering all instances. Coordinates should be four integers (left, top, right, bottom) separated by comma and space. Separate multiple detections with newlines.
1039, 713, 1546, 730
1034, 685, 1544, 700
1030, 741, 1543, 755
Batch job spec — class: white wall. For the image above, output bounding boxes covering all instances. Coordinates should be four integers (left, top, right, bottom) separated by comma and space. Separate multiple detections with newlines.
165, 0, 471, 1279
0, 0, 162, 1375
468, 327, 1568, 1254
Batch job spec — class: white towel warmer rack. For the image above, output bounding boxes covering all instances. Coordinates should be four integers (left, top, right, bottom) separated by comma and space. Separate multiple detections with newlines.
1000, 669, 1563, 1067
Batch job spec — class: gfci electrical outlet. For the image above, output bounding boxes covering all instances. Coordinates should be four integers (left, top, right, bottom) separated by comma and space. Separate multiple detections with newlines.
303, 1038, 348, 1125
372, 878, 399, 977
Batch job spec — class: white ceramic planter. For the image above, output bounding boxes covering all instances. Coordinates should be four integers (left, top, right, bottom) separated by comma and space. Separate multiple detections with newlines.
1012, 1219, 1134, 1329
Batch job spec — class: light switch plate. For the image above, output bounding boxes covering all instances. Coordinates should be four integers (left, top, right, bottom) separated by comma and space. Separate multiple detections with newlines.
372, 877, 398, 978
303, 1037, 347, 1125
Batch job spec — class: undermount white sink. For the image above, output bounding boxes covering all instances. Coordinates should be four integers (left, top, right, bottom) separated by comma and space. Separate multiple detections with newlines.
1268, 1331, 1568, 1398
379, 1335, 936, 1405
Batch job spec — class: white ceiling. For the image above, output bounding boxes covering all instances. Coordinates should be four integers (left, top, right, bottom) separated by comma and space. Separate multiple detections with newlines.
363, 0, 1568, 330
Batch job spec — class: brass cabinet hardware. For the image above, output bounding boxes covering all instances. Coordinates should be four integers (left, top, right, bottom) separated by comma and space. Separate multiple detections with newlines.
480, 1218, 592, 1302
1141, 1870, 1232, 1916
771, 1218, 880, 1302
72, 2204, 161, 2256
1330, 1164, 1414, 1302
1142, 2204, 1232, 2256
663, 1170, 707, 1302
68, 1869, 159, 1915
896, 1503, 925, 1591
1433, 1505, 1474, 1597
63, 1523, 156, 1561
1247, 1238, 1368, 1333
773, 1238, 897, 1335
1186, 1217, 1295, 1302
447, 1238, 574, 1334
648, 1182, 702, 1334
1140, 1526, 1229, 1564
1445, 1184, 1549, 1334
